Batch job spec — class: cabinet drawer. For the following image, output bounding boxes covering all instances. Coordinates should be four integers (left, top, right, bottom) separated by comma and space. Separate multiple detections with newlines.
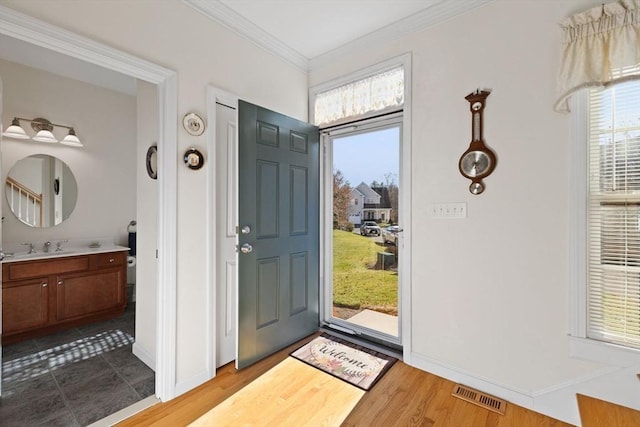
96, 252, 125, 268
4, 256, 90, 281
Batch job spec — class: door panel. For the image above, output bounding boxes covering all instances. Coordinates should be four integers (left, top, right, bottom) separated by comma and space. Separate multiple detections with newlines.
256, 257, 279, 328
257, 160, 279, 238
290, 166, 308, 235
237, 100, 319, 369
56, 269, 123, 320
290, 252, 308, 314
2, 278, 49, 334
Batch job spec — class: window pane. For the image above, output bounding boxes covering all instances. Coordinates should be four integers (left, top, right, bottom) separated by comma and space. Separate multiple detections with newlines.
588, 80, 640, 348
330, 126, 400, 337
599, 203, 640, 267
590, 81, 640, 194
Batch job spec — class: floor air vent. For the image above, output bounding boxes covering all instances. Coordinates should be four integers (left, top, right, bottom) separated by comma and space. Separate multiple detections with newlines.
451, 384, 507, 415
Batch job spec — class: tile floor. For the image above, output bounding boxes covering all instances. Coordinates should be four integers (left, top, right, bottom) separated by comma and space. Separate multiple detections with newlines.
0, 303, 155, 426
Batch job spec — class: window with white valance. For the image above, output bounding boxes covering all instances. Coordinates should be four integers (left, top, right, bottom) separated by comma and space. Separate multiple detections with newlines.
312, 65, 404, 127
554, 0, 639, 113
565, 0, 640, 358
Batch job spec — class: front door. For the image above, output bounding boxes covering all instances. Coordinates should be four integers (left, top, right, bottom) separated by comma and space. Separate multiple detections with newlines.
237, 100, 319, 369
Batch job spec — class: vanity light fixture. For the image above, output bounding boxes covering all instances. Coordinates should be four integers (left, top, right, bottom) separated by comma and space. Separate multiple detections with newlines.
2, 117, 83, 147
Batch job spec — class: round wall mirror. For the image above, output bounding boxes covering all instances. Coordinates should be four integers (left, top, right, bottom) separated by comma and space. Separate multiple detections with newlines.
5, 154, 78, 228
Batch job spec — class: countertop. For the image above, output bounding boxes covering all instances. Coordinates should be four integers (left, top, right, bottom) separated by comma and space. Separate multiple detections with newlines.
2, 244, 130, 263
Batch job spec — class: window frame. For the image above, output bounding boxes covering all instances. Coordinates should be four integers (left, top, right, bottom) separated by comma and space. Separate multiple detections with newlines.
311, 53, 413, 361
322, 115, 404, 345
570, 88, 640, 366
309, 55, 408, 128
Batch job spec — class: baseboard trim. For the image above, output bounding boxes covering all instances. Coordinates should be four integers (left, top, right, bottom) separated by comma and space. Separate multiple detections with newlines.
132, 342, 156, 371
408, 351, 632, 426
409, 352, 535, 408
531, 365, 619, 397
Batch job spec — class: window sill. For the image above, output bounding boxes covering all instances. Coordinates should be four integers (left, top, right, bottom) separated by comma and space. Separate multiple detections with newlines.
569, 336, 640, 367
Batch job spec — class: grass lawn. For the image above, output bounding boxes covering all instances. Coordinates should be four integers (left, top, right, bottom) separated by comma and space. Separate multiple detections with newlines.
332, 229, 398, 315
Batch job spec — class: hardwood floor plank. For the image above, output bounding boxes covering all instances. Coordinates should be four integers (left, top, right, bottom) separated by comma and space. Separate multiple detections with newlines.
189, 358, 364, 426
118, 334, 573, 427
577, 393, 640, 427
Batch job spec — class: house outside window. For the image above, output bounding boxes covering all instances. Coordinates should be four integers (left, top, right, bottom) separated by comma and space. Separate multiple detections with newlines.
349, 183, 392, 224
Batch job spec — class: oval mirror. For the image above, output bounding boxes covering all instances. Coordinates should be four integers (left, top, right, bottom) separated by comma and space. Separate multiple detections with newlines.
5, 154, 78, 228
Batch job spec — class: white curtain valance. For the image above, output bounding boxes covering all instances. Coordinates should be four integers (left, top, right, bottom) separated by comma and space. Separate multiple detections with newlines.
313, 66, 404, 126
554, 0, 640, 113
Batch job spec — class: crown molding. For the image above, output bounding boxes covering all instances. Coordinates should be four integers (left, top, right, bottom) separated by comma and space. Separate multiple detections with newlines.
0, 5, 173, 83
183, 0, 310, 71
183, 0, 494, 73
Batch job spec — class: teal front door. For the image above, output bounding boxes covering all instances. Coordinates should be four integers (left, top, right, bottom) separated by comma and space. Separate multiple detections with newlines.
237, 100, 319, 369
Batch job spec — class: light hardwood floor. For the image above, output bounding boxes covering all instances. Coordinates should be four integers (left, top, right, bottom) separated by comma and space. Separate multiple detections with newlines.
577, 394, 640, 427
190, 358, 364, 426
117, 334, 629, 426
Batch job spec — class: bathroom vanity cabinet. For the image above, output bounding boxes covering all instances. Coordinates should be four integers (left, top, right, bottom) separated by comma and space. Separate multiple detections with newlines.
2, 250, 127, 344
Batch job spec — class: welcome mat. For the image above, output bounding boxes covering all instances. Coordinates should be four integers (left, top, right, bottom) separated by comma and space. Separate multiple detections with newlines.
290, 334, 397, 391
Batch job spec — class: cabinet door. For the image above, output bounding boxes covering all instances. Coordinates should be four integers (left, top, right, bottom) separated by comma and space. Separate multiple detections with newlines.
2, 278, 49, 334
56, 268, 124, 321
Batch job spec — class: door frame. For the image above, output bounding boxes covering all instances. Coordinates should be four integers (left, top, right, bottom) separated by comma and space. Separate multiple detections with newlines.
206, 86, 239, 372
312, 53, 413, 362
321, 113, 405, 346
0, 6, 179, 400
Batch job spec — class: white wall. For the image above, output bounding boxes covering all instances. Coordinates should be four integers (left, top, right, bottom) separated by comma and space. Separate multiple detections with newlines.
0, 0, 309, 394
311, 0, 636, 424
0, 58, 136, 247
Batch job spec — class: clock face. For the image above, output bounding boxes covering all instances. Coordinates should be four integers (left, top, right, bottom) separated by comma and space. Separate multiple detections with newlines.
472, 101, 482, 111
460, 150, 491, 178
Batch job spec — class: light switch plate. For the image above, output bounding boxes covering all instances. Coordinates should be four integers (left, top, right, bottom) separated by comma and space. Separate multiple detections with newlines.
430, 203, 467, 219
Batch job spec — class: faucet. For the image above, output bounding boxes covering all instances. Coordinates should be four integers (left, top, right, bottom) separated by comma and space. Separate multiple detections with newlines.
56, 240, 69, 252
22, 243, 36, 254
43, 241, 51, 253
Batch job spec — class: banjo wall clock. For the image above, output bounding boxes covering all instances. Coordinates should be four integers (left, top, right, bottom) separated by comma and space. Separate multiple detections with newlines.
458, 89, 497, 195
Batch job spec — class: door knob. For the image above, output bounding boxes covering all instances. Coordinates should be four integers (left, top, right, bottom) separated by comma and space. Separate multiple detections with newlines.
240, 243, 253, 254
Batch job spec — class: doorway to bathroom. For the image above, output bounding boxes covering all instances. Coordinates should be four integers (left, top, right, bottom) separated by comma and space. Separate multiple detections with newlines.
0, 12, 174, 423
0, 64, 155, 426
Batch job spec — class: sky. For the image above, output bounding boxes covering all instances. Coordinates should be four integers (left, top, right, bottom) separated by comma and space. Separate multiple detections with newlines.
333, 126, 399, 188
